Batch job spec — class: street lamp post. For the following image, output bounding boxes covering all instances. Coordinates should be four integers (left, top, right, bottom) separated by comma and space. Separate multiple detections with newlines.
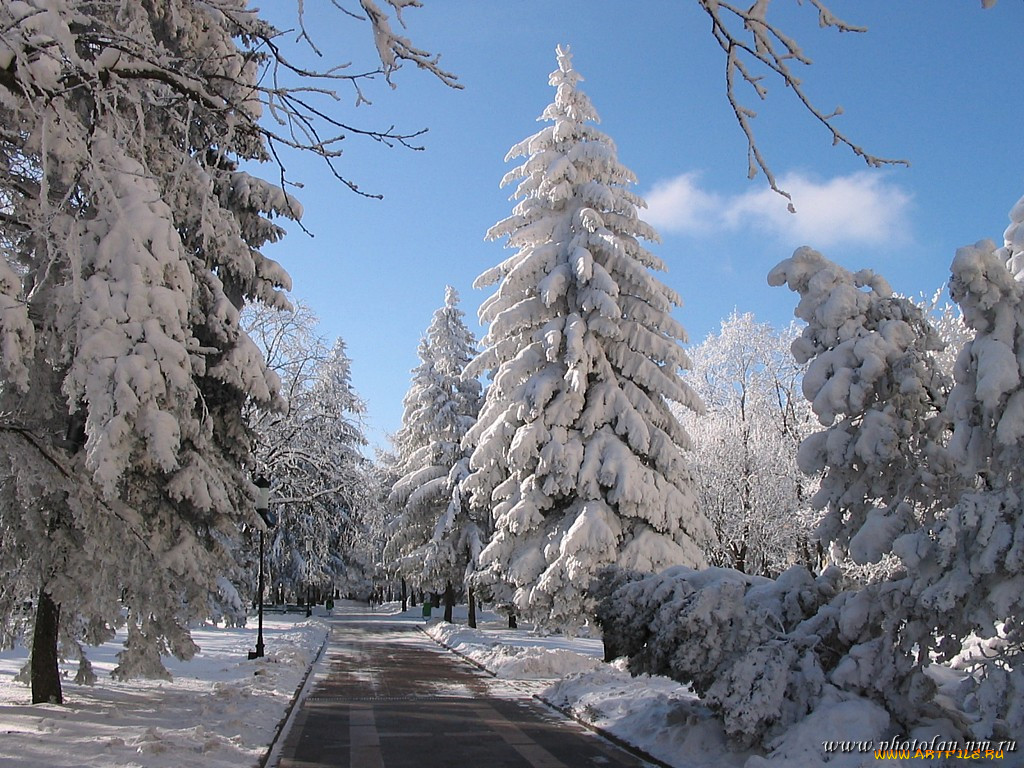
304, 535, 313, 618
248, 475, 274, 660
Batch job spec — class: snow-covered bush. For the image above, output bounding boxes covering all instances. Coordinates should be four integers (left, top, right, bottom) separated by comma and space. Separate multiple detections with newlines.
595, 564, 841, 746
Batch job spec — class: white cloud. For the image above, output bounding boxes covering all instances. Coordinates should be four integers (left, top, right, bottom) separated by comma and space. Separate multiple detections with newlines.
643, 170, 913, 249
644, 172, 723, 235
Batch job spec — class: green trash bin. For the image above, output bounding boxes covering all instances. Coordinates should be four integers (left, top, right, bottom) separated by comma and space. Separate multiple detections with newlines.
421, 601, 432, 620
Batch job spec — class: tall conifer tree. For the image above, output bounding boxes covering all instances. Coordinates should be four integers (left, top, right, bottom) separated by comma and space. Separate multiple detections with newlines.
386, 288, 482, 611
464, 46, 712, 630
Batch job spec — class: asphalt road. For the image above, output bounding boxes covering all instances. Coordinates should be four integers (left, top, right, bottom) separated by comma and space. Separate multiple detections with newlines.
273, 608, 654, 768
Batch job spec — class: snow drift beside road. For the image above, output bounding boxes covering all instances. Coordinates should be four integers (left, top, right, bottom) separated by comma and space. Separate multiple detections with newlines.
424, 616, 926, 768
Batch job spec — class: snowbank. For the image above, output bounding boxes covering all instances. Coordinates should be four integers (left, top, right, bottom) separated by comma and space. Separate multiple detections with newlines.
0, 615, 327, 768
424, 617, 992, 768
427, 620, 603, 678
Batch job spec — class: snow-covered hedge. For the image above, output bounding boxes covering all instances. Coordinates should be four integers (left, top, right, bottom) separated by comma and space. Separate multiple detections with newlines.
595, 564, 844, 746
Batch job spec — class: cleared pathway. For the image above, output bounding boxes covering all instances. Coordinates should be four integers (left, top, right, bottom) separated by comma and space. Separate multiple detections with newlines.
274, 605, 653, 768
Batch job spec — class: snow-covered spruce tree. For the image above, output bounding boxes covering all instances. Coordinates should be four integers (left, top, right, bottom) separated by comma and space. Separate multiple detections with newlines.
302, 339, 376, 597
681, 313, 818, 577
0, 0, 453, 703
386, 287, 482, 621
419, 288, 484, 622
383, 337, 443, 591
463, 45, 712, 632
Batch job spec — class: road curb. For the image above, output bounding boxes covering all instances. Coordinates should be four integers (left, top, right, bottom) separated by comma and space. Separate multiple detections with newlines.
259, 624, 331, 768
420, 623, 674, 768
417, 623, 497, 677
534, 693, 677, 768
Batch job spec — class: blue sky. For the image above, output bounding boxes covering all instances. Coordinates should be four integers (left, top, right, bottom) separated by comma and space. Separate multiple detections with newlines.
255, 1, 1024, 451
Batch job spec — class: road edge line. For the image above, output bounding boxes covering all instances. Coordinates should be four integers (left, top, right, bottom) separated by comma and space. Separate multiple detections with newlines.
418, 624, 673, 768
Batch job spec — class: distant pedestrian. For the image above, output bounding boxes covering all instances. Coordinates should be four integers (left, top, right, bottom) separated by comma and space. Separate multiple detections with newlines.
325, 597, 334, 616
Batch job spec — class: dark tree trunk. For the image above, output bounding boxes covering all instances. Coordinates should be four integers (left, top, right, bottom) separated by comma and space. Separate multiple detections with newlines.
31, 589, 62, 705
602, 632, 619, 663
443, 582, 454, 623
467, 586, 477, 629
400, 578, 408, 612
508, 613, 517, 629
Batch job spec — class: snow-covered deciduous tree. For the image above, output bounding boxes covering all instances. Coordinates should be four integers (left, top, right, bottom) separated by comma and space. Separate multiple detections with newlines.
914, 288, 972, 382
0, 0, 454, 704
463, 45, 713, 632
243, 304, 373, 602
693, 0, 911, 206
681, 313, 818, 576
385, 287, 482, 621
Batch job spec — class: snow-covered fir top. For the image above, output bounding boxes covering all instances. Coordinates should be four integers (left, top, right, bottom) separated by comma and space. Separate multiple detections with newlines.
1001, 194, 1024, 280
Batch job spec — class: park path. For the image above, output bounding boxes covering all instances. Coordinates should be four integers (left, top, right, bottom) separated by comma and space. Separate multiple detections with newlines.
273, 604, 653, 768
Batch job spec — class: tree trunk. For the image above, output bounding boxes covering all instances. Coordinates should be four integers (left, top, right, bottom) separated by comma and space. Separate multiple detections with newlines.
400, 578, 408, 612
467, 586, 477, 629
31, 589, 62, 705
508, 612, 517, 629
602, 632, 619, 663
443, 581, 454, 623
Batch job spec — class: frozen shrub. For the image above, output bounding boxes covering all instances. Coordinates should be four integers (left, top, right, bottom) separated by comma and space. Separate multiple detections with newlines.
594, 564, 840, 745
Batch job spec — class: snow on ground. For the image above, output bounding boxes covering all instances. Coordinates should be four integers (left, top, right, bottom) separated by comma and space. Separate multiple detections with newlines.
4, 600, 1017, 768
426, 618, 603, 679
0, 613, 328, 768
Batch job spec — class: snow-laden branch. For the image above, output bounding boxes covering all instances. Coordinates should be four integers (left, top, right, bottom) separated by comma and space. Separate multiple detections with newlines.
0, 420, 155, 558
0, 0, 460, 204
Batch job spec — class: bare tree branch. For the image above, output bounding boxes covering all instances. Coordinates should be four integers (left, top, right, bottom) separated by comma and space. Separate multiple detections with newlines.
698, 0, 910, 208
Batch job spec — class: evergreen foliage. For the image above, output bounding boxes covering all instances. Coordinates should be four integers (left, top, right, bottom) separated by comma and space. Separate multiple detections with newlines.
385, 287, 482, 597
464, 46, 712, 631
